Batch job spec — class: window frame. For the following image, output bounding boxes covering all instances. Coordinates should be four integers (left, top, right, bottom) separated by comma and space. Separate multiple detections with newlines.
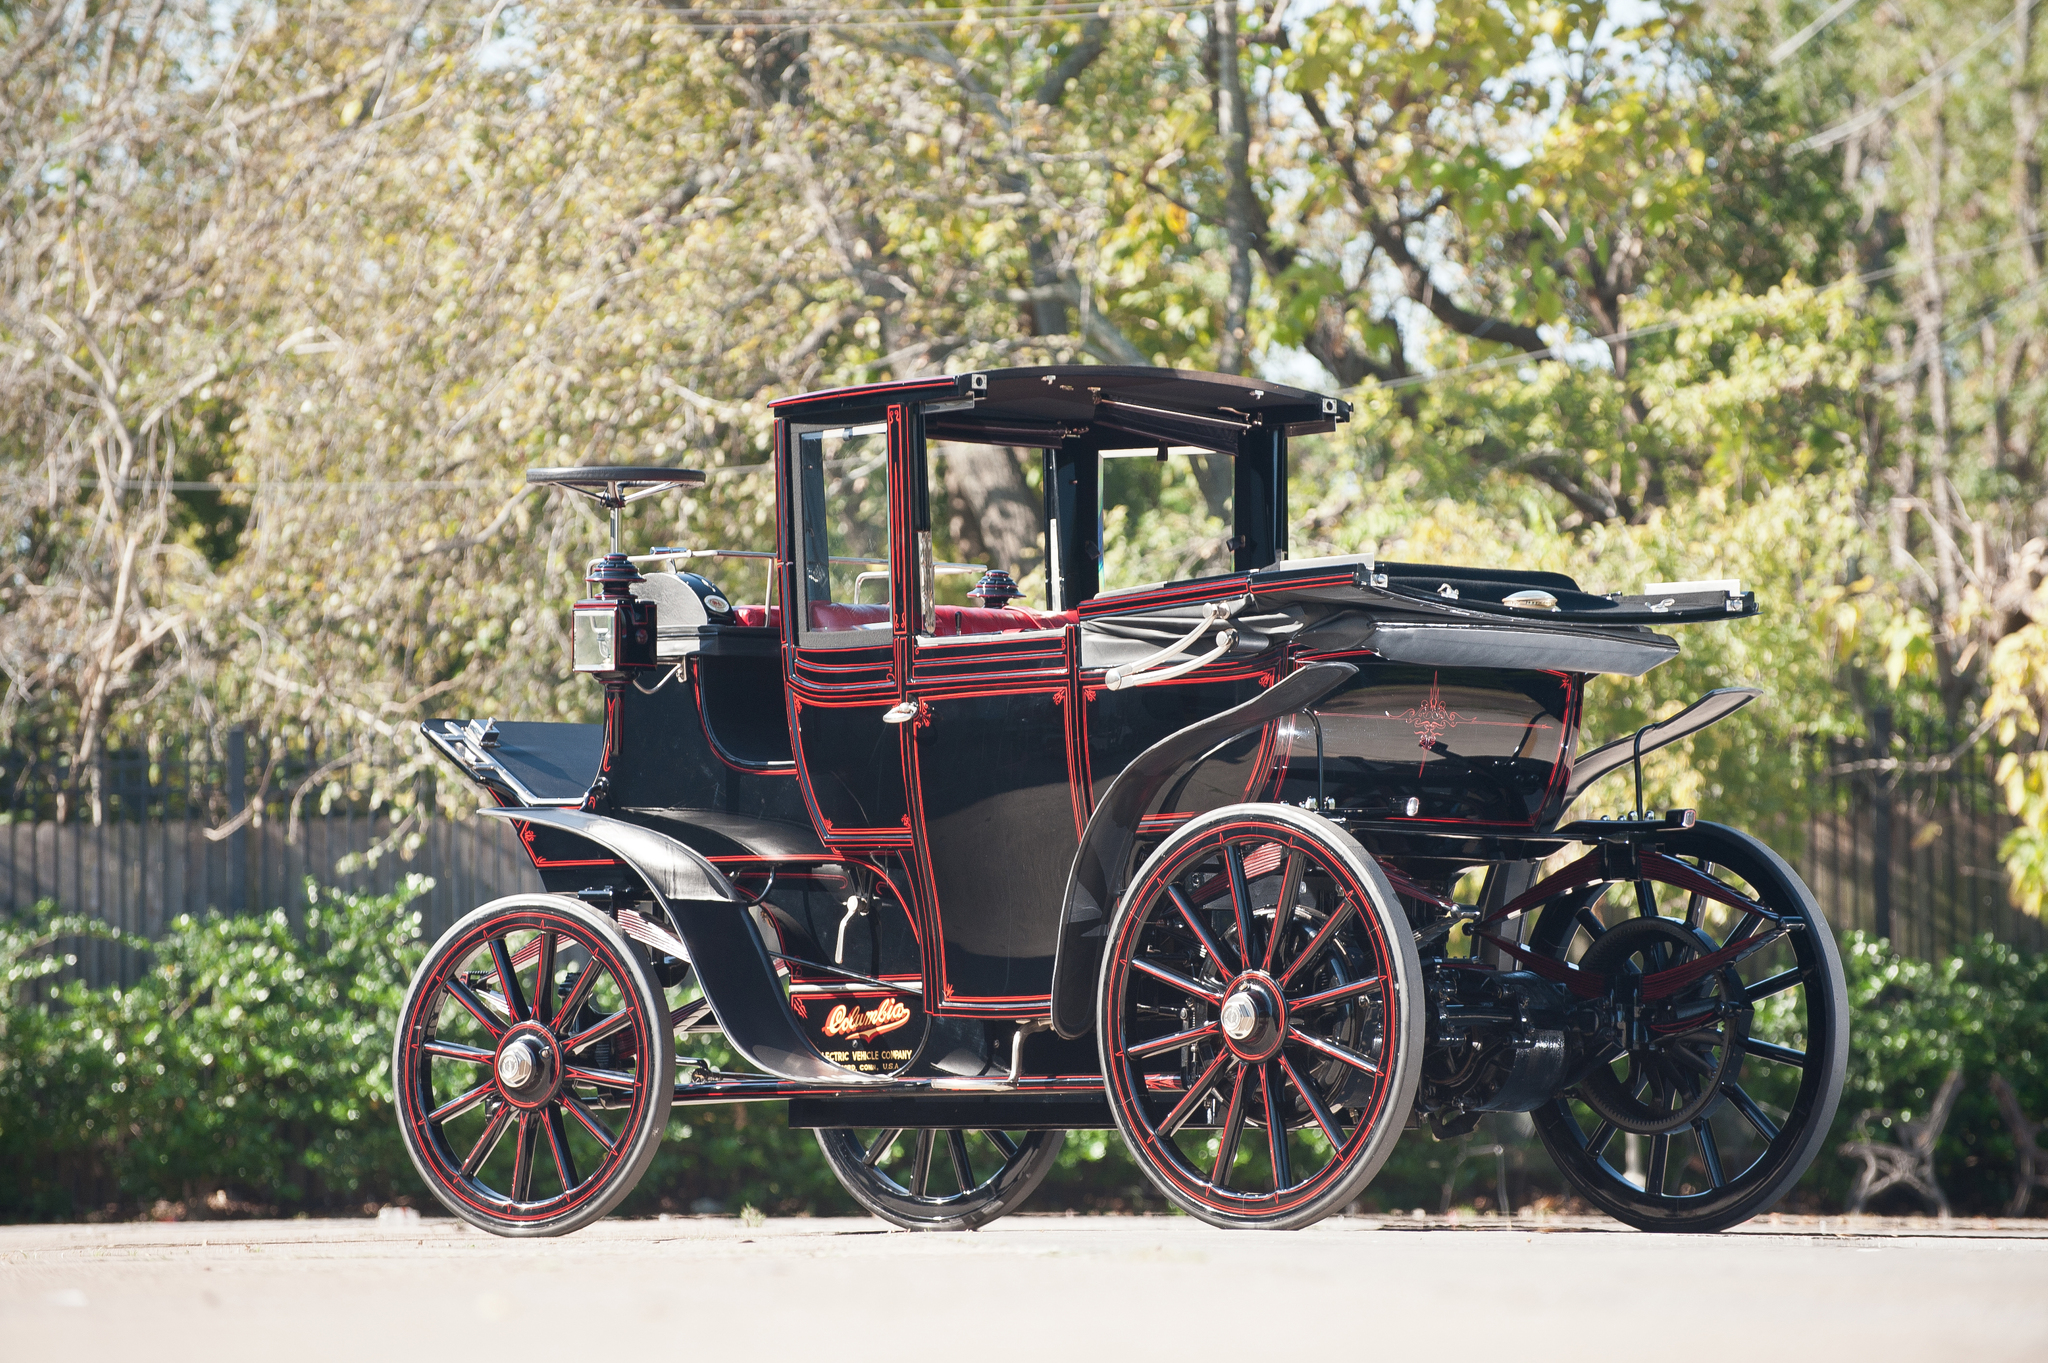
790, 417, 897, 652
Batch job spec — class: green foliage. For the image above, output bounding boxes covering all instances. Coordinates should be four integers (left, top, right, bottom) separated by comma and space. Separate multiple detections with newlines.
0, 880, 431, 1220
1810, 932, 2048, 1216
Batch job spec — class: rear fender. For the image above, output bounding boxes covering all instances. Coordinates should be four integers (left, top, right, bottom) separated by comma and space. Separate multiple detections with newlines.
478, 806, 883, 1084
1561, 687, 1763, 811
1048, 661, 1358, 1039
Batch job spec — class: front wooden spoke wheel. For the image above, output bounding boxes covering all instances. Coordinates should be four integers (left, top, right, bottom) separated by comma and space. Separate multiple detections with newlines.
1097, 806, 1423, 1230
393, 895, 674, 1236
815, 1127, 1065, 1231
1527, 823, 1848, 1233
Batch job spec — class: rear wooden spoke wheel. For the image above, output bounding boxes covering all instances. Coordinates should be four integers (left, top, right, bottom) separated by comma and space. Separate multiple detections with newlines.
1527, 822, 1847, 1232
1097, 805, 1424, 1229
815, 1127, 1065, 1230
393, 894, 674, 1236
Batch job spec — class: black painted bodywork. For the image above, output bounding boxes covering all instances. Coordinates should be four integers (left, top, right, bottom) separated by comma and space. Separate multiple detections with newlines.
422, 365, 1760, 1078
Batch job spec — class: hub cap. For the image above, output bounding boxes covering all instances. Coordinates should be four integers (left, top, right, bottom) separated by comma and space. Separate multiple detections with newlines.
493, 1024, 560, 1108
497, 1039, 542, 1088
1218, 974, 1285, 1062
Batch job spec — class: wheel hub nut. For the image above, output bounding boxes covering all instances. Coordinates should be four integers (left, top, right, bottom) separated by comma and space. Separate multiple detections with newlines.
1220, 993, 1260, 1041
497, 1038, 544, 1089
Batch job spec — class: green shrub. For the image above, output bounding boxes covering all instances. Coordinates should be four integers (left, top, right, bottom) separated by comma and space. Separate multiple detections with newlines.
0, 880, 429, 1220
1808, 931, 2048, 1215
5, 892, 2043, 1222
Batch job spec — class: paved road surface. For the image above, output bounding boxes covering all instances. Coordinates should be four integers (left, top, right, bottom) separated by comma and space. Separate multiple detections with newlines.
4, 1214, 2044, 1361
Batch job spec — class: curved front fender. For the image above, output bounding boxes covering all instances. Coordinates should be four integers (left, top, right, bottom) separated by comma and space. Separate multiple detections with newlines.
480, 806, 885, 1085
1047, 661, 1358, 1039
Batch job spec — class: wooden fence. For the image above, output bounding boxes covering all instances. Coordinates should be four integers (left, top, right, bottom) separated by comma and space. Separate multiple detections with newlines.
4, 716, 2042, 988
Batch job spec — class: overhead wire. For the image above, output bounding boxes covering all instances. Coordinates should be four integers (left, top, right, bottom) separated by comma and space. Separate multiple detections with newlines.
1789, 5, 2022, 152
492, 0, 1206, 32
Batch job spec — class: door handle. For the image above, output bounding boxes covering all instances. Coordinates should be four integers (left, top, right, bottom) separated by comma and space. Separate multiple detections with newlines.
882, 700, 925, 725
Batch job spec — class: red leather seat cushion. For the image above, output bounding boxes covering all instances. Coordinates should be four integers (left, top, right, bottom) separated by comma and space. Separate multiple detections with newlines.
807, 602, 891, 632
731, 605, 781, 629
789, 602, 1077, 635
931, 605, 1077, 637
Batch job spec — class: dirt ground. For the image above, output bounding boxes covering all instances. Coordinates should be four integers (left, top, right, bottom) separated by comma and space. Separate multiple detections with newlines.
3, 1212, 2044, 1361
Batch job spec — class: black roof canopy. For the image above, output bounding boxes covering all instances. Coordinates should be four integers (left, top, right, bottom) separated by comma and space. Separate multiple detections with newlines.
770, 365, 1350, 452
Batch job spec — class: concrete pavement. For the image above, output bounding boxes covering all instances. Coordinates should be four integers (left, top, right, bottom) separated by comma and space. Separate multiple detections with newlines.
4, 1213, 2044, 1361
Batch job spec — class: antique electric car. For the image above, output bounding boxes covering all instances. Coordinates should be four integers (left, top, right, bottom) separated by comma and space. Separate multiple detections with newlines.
398, 366, 1847, 1236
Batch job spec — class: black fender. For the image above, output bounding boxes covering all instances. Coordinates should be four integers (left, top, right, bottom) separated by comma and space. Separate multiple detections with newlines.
1561, 687, 1763, 809
479, 806, 884, 1084
1047, 661, 1358, 1039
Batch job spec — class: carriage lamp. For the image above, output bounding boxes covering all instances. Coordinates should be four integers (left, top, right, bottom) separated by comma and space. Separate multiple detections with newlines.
967, 568, 1021, 610
572, 557, 658, 675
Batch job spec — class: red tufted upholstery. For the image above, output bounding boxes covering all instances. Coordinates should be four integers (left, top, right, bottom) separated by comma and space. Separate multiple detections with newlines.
930, 605, 1076, 636
731, 605, 781, 629
807, 602, 891, 632
796, 601, 1077, 636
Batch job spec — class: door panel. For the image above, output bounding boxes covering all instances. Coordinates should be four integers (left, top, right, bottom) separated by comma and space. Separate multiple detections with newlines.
1082, 671, 1270, 803
790, 683, 910, 840
912, 686, 1077, 1005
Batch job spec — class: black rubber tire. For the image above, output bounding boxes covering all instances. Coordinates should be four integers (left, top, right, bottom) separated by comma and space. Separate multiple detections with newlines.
815, 1128, 1066, 1230
1097, 804, 1424, 1229
393, 894, 674, 1237
1527, 822, 1848, 1233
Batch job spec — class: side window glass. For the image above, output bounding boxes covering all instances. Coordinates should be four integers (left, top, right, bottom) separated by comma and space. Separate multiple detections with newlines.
797, 423, 891, 645
1097, 447, 1234, 595
924, 440, 1047, 610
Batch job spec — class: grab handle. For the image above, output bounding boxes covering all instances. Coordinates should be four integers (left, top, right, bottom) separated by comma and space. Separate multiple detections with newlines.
1104, 602, 1237, 690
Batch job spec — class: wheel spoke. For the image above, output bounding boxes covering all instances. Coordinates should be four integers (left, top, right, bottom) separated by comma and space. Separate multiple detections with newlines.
463, 1104, 513, 1176
1160, 1049, 1234, 1136
1722, 1082, 1781, 1142
1694, 1118, 1725, 1189
545, 1104, 579, 1193
1276, 896, 1359, 989
1587, 1118, 1618, 1160
863, 1129, 902, 1167
1260, 1063, 1292, 1192
1744, 1038, 1807, 1069
1263, 849, 1304, 973
1224, 844, 1254, 967
560, 1090, 618, 1153
1634, 879, 1658, 920
910, 1130, 935, 1197
983, 1130, 1019, 1162
510, 1112, 537, 1202
1168, 885, 1238, 976
564, 1064, 639, 1090
1211, 1066, 1248, 1187
561, 1008, 634, 1054
424, 1039, 494, 1065
1647, 1133, 1670, 1195
947, 1129, 976, 1193
1742, 966, 1806, 1002
491, 937, 531, 1023
444, 977, 507, 1041
534, 931, 558, 1027
429, 1080, 494, 1125
1128, 1022, 1221, 1059
1286, 1025, 1379, 1077
1132, 957, 1224, 1005
552, 963, 601, 1037
1288, 975, 1381, 1011
1685, 861, 1714, 929
1576, 906, 1607, 942
1279, 1053, 1344, 1149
